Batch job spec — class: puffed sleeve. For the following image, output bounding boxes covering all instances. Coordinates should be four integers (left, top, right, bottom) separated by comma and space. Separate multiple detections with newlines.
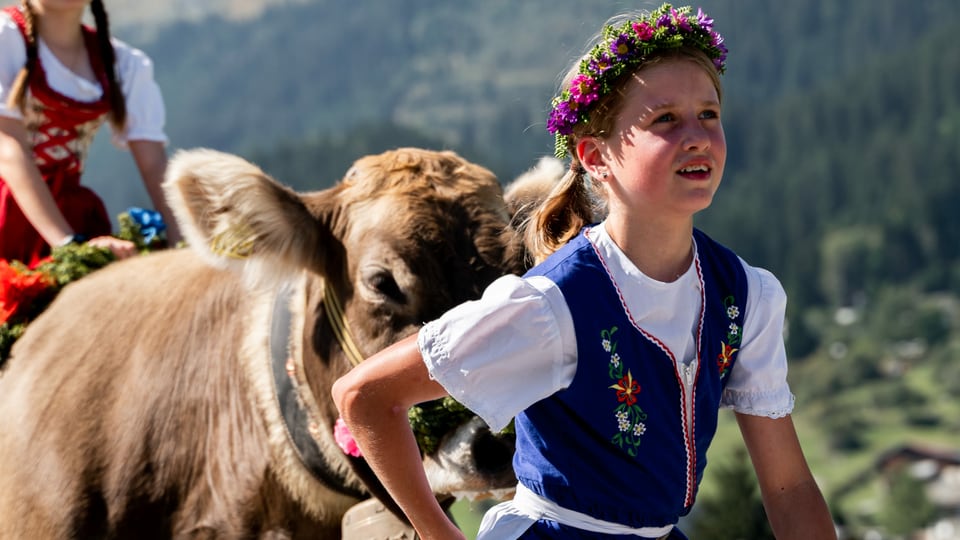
418, 274, 578, 432
109, 38, 167, 146
720, 262, 796, 418
0, 13, 26, 120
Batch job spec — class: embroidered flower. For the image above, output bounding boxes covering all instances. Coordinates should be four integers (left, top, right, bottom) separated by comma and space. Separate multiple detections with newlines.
723, 296, 743, 347
717, 342, 738, 379
602, 326, 648, 457
610, 370, 640, 406
334, 417, 362, 457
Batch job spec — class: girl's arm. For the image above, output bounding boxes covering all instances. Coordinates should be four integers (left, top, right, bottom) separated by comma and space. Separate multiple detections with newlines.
0, 116, 137, 259
332, 334, 466, 540
0, 116, 74, 245
129, 139, 181, 245
735, 413, 837, 539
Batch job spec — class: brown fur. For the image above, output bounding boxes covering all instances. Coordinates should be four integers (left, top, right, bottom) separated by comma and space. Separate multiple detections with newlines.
0, 148, 558, 539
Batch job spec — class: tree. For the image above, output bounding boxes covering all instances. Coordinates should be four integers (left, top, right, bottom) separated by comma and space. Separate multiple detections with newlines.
689, 448, 774, 540
877, 468, 939, 537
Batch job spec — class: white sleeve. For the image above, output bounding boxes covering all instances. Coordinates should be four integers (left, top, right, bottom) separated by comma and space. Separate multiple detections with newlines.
110, 38, 167, 146
720, 261, 796, 418
0, 13, 26, 120
417, 274, 578, 432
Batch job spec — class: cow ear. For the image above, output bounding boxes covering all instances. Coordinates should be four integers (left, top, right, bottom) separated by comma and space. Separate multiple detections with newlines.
163, 148, 328, 283
503, 156, 566, 225
501, 156, 567, 272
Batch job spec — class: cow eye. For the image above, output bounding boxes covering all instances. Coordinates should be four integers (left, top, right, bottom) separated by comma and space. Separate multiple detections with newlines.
366, 271, 406, 304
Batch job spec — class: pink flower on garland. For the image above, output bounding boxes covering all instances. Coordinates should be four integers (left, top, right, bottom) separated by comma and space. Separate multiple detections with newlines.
569, 74, 598, 105
334, 417, 362, 457
632, 21, 654, 41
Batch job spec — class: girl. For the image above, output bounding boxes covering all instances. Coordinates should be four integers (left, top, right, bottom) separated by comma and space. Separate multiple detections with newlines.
333, 5, 836, 539
0, 0, 180, 267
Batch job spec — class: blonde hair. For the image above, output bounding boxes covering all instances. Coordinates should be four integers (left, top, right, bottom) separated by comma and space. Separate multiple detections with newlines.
6, 0, 126, 131
526, 44, 723, 264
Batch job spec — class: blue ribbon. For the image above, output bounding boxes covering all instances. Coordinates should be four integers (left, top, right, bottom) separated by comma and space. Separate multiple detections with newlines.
126, 207, 167, 243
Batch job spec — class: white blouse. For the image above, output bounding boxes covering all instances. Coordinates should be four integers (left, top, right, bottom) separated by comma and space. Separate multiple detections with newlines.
0, 11, 167, 147
419, 223, 795, 433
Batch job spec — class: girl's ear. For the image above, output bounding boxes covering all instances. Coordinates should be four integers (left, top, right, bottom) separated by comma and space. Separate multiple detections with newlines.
576, 136, 607, 180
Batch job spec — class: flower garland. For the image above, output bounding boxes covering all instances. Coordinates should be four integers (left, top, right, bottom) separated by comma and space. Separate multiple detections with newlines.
0, 208, 167, 363
546, 3, 727, 158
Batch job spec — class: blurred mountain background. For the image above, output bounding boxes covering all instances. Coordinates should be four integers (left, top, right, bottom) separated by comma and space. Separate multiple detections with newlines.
32, 0, 960, 537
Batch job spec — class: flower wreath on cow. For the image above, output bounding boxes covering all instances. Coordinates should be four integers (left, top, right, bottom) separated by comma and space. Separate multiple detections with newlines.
0, 208, 167, 361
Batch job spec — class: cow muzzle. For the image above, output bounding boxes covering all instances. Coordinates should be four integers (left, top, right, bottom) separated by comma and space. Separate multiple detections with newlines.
421, 416, 517, 501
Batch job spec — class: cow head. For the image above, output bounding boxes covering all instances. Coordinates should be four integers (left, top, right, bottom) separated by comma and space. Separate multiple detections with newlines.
163, 148, 556, 516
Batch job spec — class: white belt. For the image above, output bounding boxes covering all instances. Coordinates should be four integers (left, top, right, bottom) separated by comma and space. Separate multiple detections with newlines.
477, 483, 674, 539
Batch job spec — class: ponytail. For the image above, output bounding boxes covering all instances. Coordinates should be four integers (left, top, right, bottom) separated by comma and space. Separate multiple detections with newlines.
90, 0, 126, 131
524, 159, 601, 264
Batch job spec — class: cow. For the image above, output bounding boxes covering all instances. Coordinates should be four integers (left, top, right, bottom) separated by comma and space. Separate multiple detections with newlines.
0, 147, 558, 538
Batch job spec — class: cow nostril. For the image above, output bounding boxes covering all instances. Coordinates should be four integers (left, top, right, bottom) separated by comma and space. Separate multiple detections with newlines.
471, 430, 515, 474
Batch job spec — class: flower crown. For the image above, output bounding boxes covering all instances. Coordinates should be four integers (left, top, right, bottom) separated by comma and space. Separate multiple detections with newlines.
546, 3, 728, 159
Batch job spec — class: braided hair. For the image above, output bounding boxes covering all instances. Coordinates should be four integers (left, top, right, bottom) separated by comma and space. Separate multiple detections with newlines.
5, 0, 126, 131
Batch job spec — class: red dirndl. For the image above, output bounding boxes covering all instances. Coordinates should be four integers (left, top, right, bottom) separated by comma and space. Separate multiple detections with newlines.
0, 5, 114, 267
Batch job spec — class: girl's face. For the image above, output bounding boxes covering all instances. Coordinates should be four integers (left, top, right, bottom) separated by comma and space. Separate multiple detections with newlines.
585, 59, 726, 223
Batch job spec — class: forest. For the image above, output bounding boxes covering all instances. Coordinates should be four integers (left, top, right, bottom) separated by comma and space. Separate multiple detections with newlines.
78, 0, 960, 537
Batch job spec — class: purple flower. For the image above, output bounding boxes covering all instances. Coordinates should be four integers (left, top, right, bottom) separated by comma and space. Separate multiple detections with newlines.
656, 13, 672, 29
547, 100, 579, 135
696, 8, 714, 30
632, 20, 654, 41
589, 52, 613, 76
671, 8, 691, 32
569, 74, 598, 105
609, 33, 634, 60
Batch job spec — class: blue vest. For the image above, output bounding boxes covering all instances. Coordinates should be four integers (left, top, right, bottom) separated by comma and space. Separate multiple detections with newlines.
516, 228, 748, 528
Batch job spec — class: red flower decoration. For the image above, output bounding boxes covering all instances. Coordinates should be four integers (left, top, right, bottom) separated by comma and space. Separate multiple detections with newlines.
717, 342, 739, 376
0, 260, 53, 323
610, 370, 640, 406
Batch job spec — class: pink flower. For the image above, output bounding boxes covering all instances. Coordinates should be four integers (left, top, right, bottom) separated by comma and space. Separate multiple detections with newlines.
632, 21, 654, 41
569, 74, 598, 105
334, 417, 362, 457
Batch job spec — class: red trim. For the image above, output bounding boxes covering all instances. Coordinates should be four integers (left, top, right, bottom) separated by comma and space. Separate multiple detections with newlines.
584, 227, 705, 508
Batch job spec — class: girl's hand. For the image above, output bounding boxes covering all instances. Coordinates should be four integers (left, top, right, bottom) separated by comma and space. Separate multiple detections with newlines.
88, 236, 138, 260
